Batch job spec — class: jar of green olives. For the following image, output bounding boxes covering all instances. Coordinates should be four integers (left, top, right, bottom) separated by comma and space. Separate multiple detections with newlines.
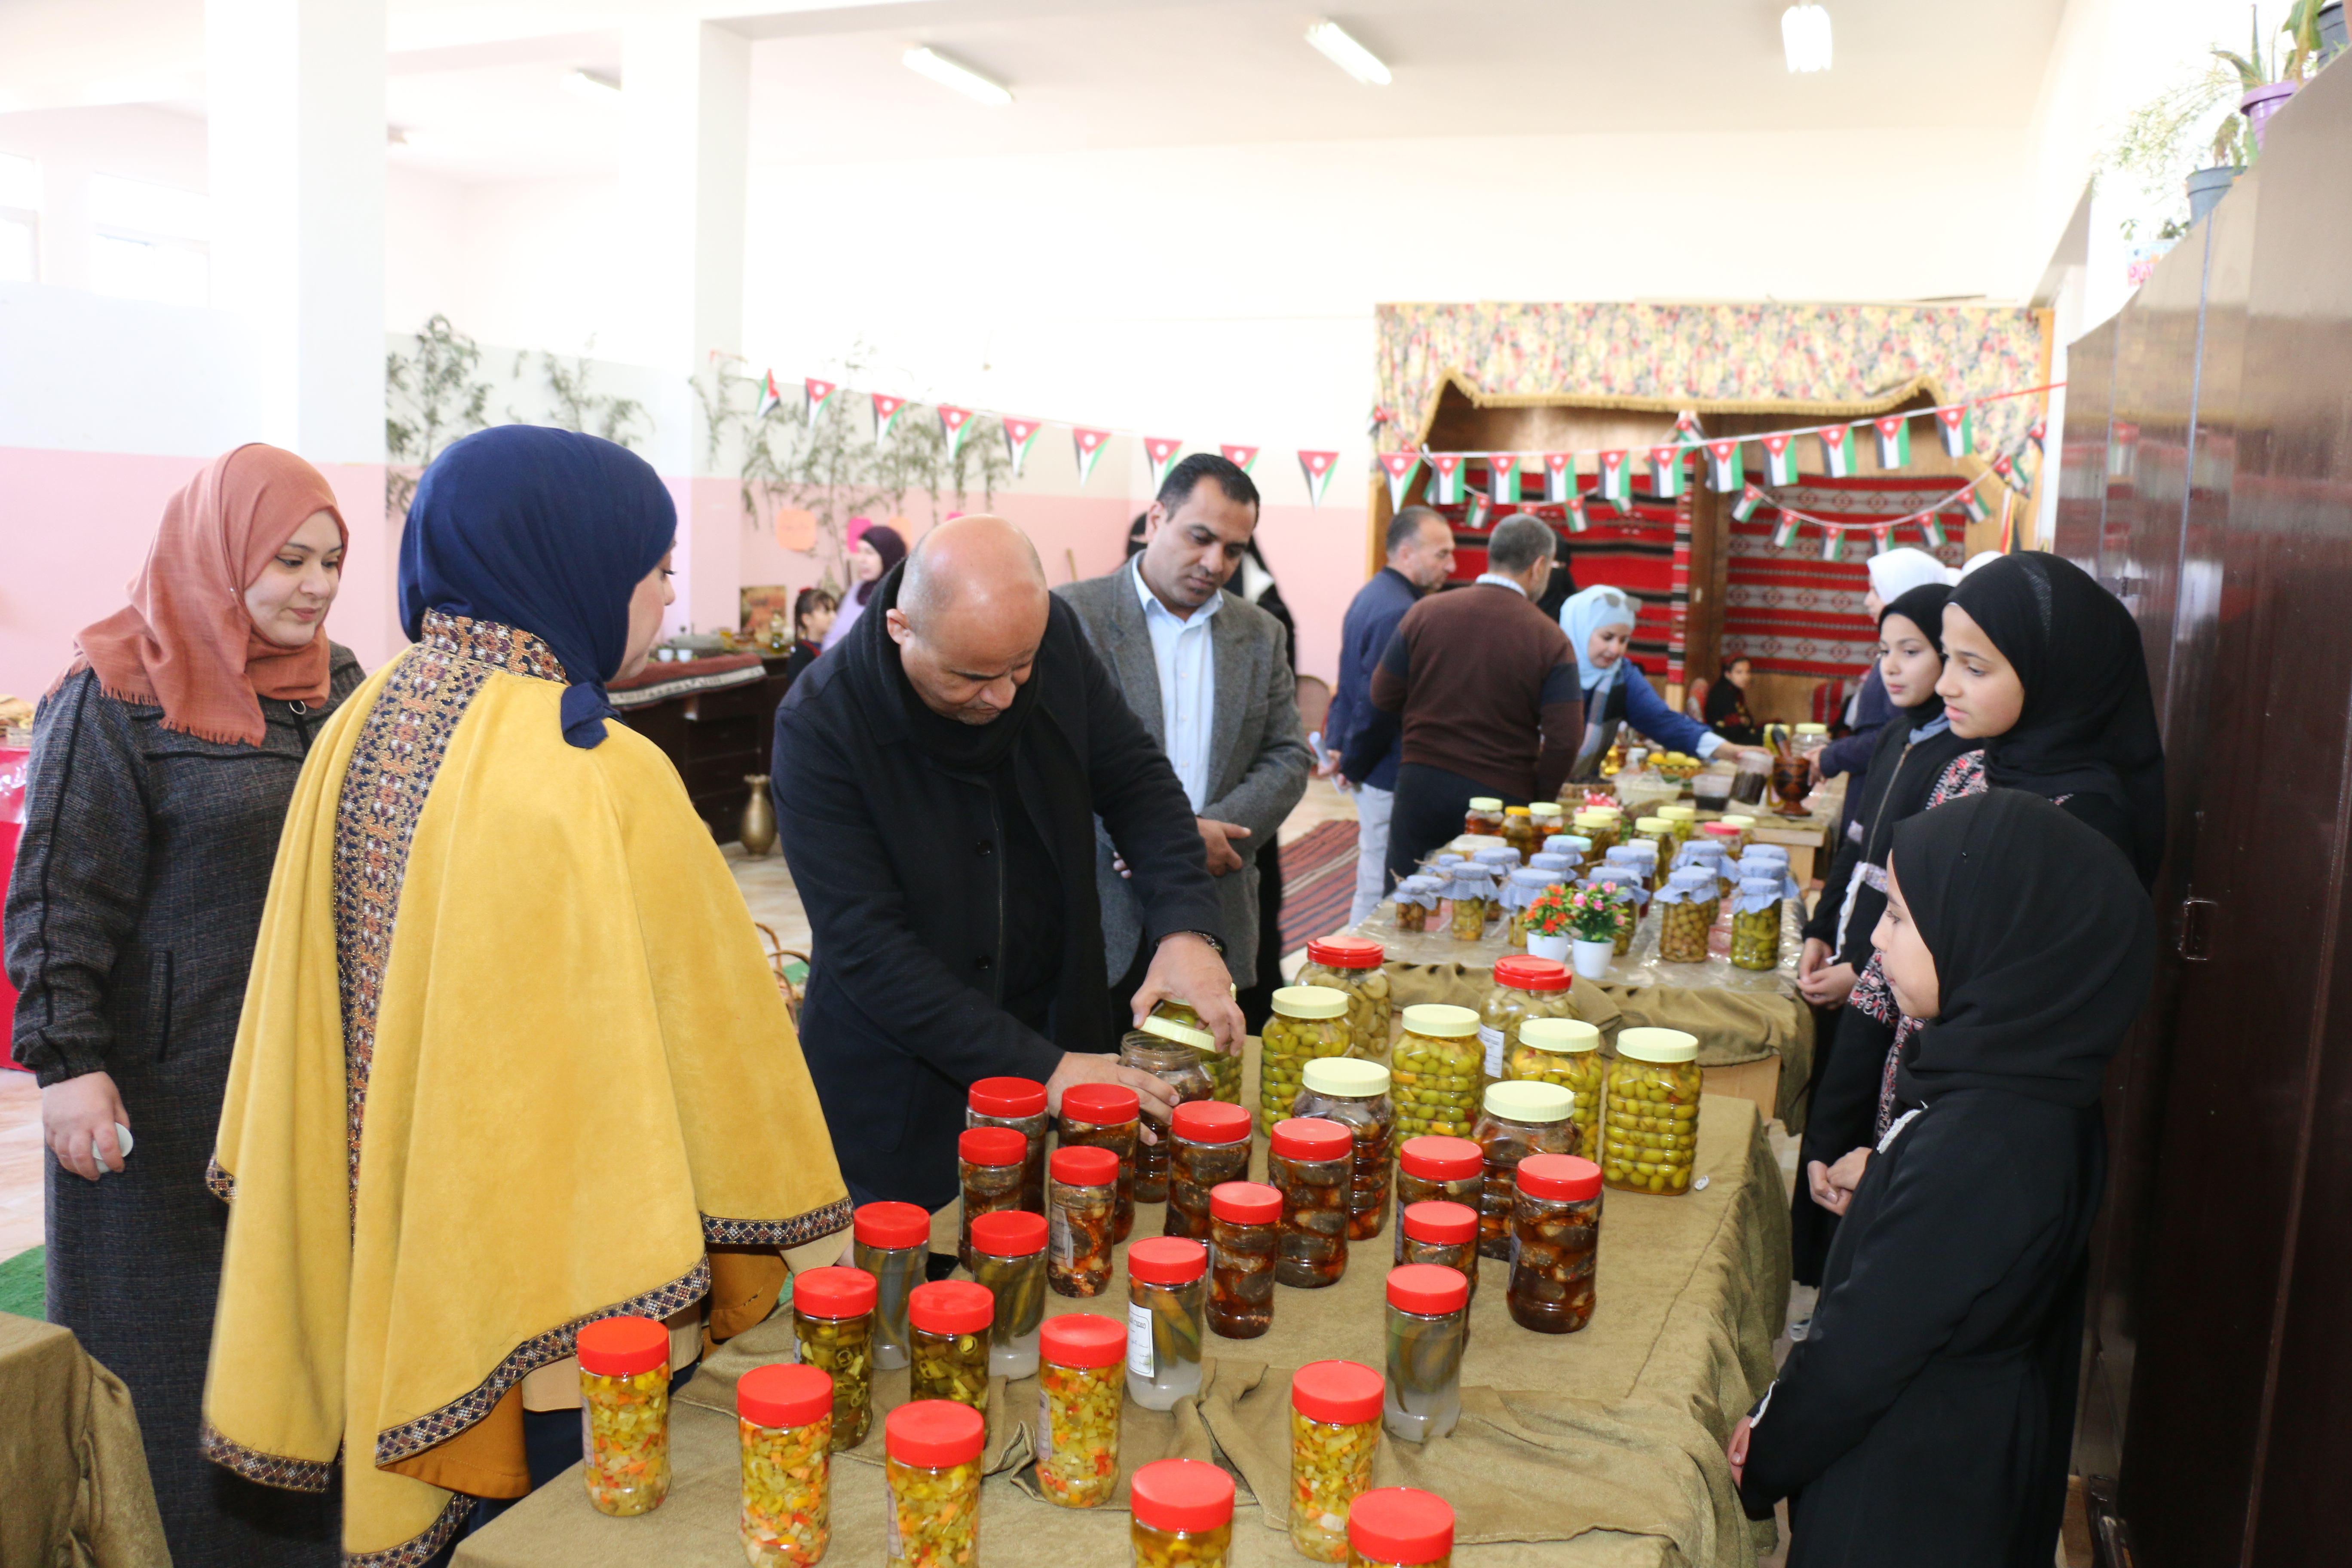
1603, 1028, 1702, 1196
1730, 876, 1782, 971
966, 1209, 1046, 1378
1476, 954, 1575, 1087
1125, 1237, 1208, 1410
790, 1266, 876, 1452
1390, 1005, 1482, 1140
907, 1279, 992, 1420
1060, 1083, 1140, 1243
1657, 803, 1697, 848
1347, 1488, 1456, 1568
1262, 984, 1353, 1132
1292, 1057, 1396, 1241
1120, 1029, 1215, 1204
1506, 1017, 1604, 1160
1473, 1080, 1579, 1260
1295, 936, 1392, 1063
1654, 867, 1718, 964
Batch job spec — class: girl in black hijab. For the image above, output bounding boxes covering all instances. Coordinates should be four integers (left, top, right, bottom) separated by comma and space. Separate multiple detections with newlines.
1732, 789, 2156, 1568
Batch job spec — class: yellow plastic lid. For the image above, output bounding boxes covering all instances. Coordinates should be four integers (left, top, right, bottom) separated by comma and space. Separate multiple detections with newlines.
1517, 1017, 1600, 1054
1617, 1027, 1700, 1064
1528, 802, 1563, 819
1400, 1003, 1480, 1039
1451, 834, 1507, 853
1635, 817, 1672, 833
1794, 723, 1830, 736
1572, 811, 1614, 828
1272, 985, 1350, 1020
1467, 796, 1504, 812
1504, 805, 1531, 818
1138, 1014, 1213, 1050
1483, 1080, 1575, 1122
1657, 805, 1696, 823
1303, 1058, 1391, 1098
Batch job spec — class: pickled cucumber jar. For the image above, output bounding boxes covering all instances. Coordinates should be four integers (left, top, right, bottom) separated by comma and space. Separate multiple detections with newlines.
1527, 801, 1565, 846
967, 1209, 1047, 1378
1130, 1458, 1234, 1568
882, 1400, 984, 1567
1656, 803, 1697, 848
1035, 1313, 1124, 1507
1393, 1135, 1484, 1265
1287, 1360, 1385, 1562
1390, 874, 1444, 934
1462, 796, 1505, 837
1126, 1236, 1209, 1410
1506, 1017, 1604, 1161
1498, 866, 1555, 948
1389, 1004, 1481, 1139
1508, 1153, 1603, 1334
1166, 1099, 1253, 1240
1271, 1116, 1354, 1288
1473, 1079, 1578, 1260
1397, 1200, 1479, 1314
1572, 809, 1619, 855
957, 1126, 1027, 1269
1060, 1083, 1141, 1243
1347, 1488, 1457, 1568
1294, 937, 1392, 1063
1585, 867, 1647, 955
1381, 1264, 1469, 1444
1261, 984, 1352, 1132
1292, 1057, 1396, 1241
1730, 876, 1783, 972
1501, 805, 1538, 863
1603, 1028, 1703, 1196
737, 1362, 831, 1566
1635, 816, 1676, 876
1047, 1145, 1119, 1297
908, 1280, 992, 1419
1147, 999, 1240, 1106
1476, 954, 1575, 1087
1207, 1180, 1281, 1338
853, 1199, 932, 1371
1120, 1029, 1216, 1204
578, 1315, 670, 1516
790, 1267, 876, 1452
1654, 867, 1718, 964
1444, 863, 1495, 942
966, 1075, 1050, 1214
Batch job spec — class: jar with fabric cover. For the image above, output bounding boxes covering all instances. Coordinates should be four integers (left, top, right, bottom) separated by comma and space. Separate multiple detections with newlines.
790, 1267, 876, 1452
1390, 873, 1443, 933
1035, 1314, 1124, 1507
1444, 862, 1496, 942
737, 1362, 831, 1566
1347, 1488, 1456, 1568
1462, 796, 1505, 836
1292, 1057, 1396, 1241
1584, 867, 1647, 954
1509, 1154, 1604, 1333
1729, 876, 1783, 971
1672, 836, 1732, 899
907, 1280, 992, 1420
1506, 1017, 1604, 1159
1287, 1359, 1385, 1562
1120, 1028, 1215, 1204
1059, 1083, 1141, 1242
1498, 865, 1557, 947
1603, 1028, 1702, 1195
967, 1209, 1047, 1377
965, 1075, 1050, 1214
1270, 1116, 1354, 1287
1543, 833, 1593, 873
1396, 1200, 1479, 1314
1207, 1180, 1281, 1337
1473, 1080, 1579, 1260
1261, 984, 1353, 1131
1046, 1144, 1119, 1296
1130, 1458, 1235, 1568
1390, 1004, 1482, 1139
1654, 867, 1718, 964
883, 1400, 984, 1568
579, 1315, 671, 1516
1527, 851, 1575, 881
1476, 954, 1575, 1086
957, 1126, 1026, 1269
1736, 843, 1792, 897
1295, 936, 1393, 1063
1382, 1264, 1469, 1444
1166, 1099, 1253, 1240
853, 1200, 931, 1371
1392, 1135, 1484, 1262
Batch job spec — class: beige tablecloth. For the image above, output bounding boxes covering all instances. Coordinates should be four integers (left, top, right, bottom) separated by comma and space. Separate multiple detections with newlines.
457, 1097, 1788, 1568
0, 1312, 169, 1568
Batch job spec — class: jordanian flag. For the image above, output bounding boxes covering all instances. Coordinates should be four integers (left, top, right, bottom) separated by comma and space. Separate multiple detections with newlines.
1673, 409, 1703, 442
1596, 450, 1631, 510
1922, 512, 1949, 548
1936, 403, 1974, 458
1001, 416, 1043, 476
1426, 452, 1465, 503
1871, 525, 1893, 554
1298, 449, 1337, 507
938, 405, 974, 462
1731, 482, 1765, 522
1220, 444, 1259, 473
1378, 452, 1421, 510
1464, 493, 1490, 532
2027, 417, 2048, 453
1959, 484, 1990, 524
1761, 432, 1800, 486
1873, 414, 1911, 470
1994, 450, 2030, 497
1704, 438, 1743, 493
1144, 437, 1184, 491
1817, 425, 1856, 479
1563, 495, 1590, 533
1072, 427, 1110, 486
1770, 511, 1801, 548
805, 377, 839, 423
1648, 444, 1685, 498
872, 392, 909, 444
1820, 528, 1848, 562
756, 371, 784, 419
1543, 452, 1576, 502
1488, 453, 1521, 503
1366, 404, 1391, 438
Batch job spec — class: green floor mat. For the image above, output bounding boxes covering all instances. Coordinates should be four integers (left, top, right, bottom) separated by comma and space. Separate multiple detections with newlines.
0, 1245, 44, 1320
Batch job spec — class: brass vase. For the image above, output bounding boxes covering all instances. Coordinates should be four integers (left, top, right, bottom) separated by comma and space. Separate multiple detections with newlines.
739, 775, 778, 856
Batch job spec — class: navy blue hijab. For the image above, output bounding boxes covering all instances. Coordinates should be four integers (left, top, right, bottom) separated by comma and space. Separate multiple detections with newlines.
399, 426, 675, 748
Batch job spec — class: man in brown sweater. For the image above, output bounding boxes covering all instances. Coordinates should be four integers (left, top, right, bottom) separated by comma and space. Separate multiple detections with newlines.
1341, 513, 1584, 882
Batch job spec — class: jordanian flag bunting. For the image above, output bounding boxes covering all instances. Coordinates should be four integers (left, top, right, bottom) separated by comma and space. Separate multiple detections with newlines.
1488, 453, 1520, 503
1543, 452, 1576, 502
1000, 416, 1043, 476
756, 371, 784, 419
872, 392, 909, 444
1922, 511, 1949, 548
1220, 444, 1259, 474
1871, 525, 1893, 553
1673, 409, 1703, 442
1818, 424, 1856, 479
1820, 527, 1848, 562
2027, 417, 2048, 453
937, 405, 974, 462
1072, 427, 1110, 486
1366, 404, 1392, 439
1770, 511, 1801, 548
1704, 439, 1743, 493
1597, 450, 1631, 510
1144, 437, 1185, 490
804, 378, 839, 423
1761, 432, 1800, 486
1873, 415, 1911, 470
1959, 484, 1990, 524
1378, 452, 1421, 510
1732, 482, 1765, 522
1464, 493, 1491, 532
1993, 450, 2026, 495
1936, 403, 1974, 458
1563, 495, 1590, 533
1427, 452, 1466, 504
1298, 450, 1337, 507
1648, 444, 1685, 498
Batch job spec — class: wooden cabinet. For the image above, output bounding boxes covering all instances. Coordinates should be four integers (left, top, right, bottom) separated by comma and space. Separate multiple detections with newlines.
612, 657, 790, 842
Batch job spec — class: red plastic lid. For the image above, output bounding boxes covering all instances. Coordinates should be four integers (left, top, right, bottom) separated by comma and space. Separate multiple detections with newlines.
885, 1399, 985, 1467
1348, 1488, 1456, 1563
1402, 1200, 1479, 1246
738, 1362, 832, 1429
576, 1315, 668, 1377
854, 1200, 931, 1250
909, 1279, 994, 1335
1516, 1153, 1604, 1201
1492, 954, 1570, 993
1701, 821, 1744, 839
1400, 1135, 1483, 1182
1129, 1458, 1235, 1534
1305, 935, 1384, 970
968, 1076, 1047, 1118
1050, 1144, 1119, 1186
1039, 1311, 1127, 1369
1290, 1359, 1384, 1425
793, 1265, 878, 1320
1062, 1084, 1140, 1124
1210, 1181, 1282, 1225
1386, 1263, 1469, 1316
1127, 1236, 1207, 1286
1171, 1099, 1252, 1145
959, 1126, 1028, 1167
1270, 1117, 1353, 1162
968, 1209, 1047, 1257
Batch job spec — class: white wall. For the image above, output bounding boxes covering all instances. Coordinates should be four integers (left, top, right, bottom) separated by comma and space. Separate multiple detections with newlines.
0, 104, 207, 291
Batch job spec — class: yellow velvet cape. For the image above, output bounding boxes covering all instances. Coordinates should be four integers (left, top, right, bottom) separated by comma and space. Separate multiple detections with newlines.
201, 615, 849, 1566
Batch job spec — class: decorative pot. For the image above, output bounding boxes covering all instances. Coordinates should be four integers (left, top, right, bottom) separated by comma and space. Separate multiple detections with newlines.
1528, 932, 1573, 965
2185, 165, 2244, 224
2240, 81, 2299, 151
1769, 754, 1813, 818
739, 774, 777, 857
2322, 1, 2346, 58
1570, 939, 1614, 980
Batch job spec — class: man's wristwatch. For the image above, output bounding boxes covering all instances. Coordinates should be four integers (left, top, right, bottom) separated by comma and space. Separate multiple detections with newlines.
1165, 929, 1226, 955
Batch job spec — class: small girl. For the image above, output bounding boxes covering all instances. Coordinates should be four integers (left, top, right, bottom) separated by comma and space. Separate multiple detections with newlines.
780, 586, 837, 692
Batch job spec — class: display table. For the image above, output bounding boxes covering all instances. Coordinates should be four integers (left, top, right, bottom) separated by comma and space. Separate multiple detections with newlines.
0, 1313, 168, 1568
457, 1096, 1788, 1568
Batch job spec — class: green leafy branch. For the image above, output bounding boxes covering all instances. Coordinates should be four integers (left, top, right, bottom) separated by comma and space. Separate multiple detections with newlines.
384, 314, 490, 520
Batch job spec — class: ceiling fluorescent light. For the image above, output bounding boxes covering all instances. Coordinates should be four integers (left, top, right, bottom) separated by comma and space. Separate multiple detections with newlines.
1781, 5, 1832, 72
564, 69, 622, 101
903, 47, 1013, 106
1306, 20, 1391, 86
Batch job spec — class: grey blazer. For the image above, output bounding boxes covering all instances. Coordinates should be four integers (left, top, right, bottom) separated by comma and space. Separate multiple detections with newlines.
1057, 567, 1312, 984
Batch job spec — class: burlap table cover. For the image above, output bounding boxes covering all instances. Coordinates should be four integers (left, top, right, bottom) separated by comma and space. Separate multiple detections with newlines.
0, 1312, 169, 1568
456, 1097, 1787, 1568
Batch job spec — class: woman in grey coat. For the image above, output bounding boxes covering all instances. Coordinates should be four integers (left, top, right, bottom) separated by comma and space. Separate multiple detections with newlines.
6, 445, 363, 1566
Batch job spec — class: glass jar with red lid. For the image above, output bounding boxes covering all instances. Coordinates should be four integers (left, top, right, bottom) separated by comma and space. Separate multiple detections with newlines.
1396, 1200, 1479, 1315
1126, 1236, 1209, 1410
1293, 935, 1392, 1064
1166, 1099, 1253, 1240
1381, 1264, 1468, 1444
1046, 1144, 1118, 1297
1292, 1057, 1396, 1242
1035, 1313, 1124, 1507
957, 1126, 1027, 1270
966, 1075, 1049, 1213
1207, 1181, 1281, 1338
1119, 1029, 1215, 1204
1391, 1136, 1482, 1263
790, 1266, 876, 1452
1476, 954, 1576, 1090
1287, 1359, 1384, 1561
1270, 1117, 1354, 1288
907, 1279, 992, 1418
737, 1362, 831, 1565
578, 1314, 671, 1516
1508, 1153, 1604, 1333
1130, 1457, 1235, 1568
883, 1400, 985, 1567
1059, 1083, 1141, 1243
853, 1199, 931, 1371
1348, 1488, 1457, 1568
967, 1209, 1047, 1378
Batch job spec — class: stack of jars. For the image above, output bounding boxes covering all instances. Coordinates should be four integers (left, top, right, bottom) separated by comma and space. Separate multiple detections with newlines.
964, 1076, 1049, 1213
1294, 937, 1393, 1063
1504, 1017, 1604, 1161
1476, 954, 1575, 1088
1292, 1057, 1396, 1241
1389, 1004, 1482, 1139
1602, 1028, 1702, 1195
1261, 984, 1354, 1131
1118, 1027, 1215, 1203
1393, 1135, 1483, 1263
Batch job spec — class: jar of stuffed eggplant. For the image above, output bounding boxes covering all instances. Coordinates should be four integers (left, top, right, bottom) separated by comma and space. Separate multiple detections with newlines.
1269, 1117, 1354, 1288
1207, 1180, 1281, 1338
1729, 876, 1782, 971
906, 1280, 992, 1421
966, 1209, 1047, 1378
1292, 1057, 1396, 1241
1294, 936, 1392, 1064
1035, 1313, 1124, 1508
1507, 1153, 1603, 1333
1603, 1029, 1702, 1196
1392, 1135, 1484, 1263
1287, 1359, 1385, 1562
1046, 1145, 1119, 1296
1476, 954, 1575, 1088
1120, 1029, 1216, 1204
1125, 1236, 1209, 1410
1381, 1264, 1468, 1444
853, 1199, 931, 1371
578, 1315, 671, 1516
790, 1267, 876, 1452
1166, 1099, 1253, 1240
1348, 1488, 1456, 1568
957, 1126, 1027, 1269
1473, 1080, 1579, 1260
1397, 1200, 1479, 1314
1261, 984, 1352, 1132
1389, 1004, 1481, 1140
1059, 1083, 1140, 1243
1654, 867, 1718, 964
1505, 1017, 1604, 1160
965, 1075, 1050, 1214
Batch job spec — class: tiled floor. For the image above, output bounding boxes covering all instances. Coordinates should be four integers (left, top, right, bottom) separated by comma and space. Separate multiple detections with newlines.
0, 1067, 43, 1261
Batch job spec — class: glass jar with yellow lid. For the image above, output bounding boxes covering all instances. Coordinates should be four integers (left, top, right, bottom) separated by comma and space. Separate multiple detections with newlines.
1571, 810, 1619, 856
1602, 1027, 1702, 1195
1295, 936, 1392, 1063
1504, 1017, 1604, 1159
1635, 816, 1677, 875
1656, 803, 1697, 849
1261, 985, 1353, 1131
1389, 1004, 1482, 1139
1462, 796, 1505, 837
1476, 954, 1575, 1087
1148, 998, 1240, 1105
1501, 805, 1537, 863
1472, 1080, 1579, 1259
1526, 801, 1565, 845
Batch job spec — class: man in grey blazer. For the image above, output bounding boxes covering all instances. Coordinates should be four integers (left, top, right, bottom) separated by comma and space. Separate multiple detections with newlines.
1057, 453, 1312, 1038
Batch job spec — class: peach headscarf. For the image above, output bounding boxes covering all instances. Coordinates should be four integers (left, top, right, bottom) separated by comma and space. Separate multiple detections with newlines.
61, 444, 348, 745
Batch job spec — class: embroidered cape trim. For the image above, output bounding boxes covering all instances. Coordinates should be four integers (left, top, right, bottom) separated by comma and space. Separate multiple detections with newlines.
198, 1422, 335, 1494
704, 1197, 853, 1249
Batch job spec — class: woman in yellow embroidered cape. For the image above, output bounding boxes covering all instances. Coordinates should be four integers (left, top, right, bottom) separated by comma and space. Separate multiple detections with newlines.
202, 426, 850, 1564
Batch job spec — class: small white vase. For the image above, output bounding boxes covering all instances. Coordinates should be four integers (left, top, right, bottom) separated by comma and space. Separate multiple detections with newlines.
1527, 931, 1572, 964
1570, 938, 1614, 980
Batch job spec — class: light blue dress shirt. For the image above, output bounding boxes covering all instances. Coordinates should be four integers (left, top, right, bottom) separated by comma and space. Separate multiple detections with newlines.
1133, 556, 1219, 812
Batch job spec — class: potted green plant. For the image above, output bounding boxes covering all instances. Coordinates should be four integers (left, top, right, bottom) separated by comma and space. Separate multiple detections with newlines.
2218, 0, 2328, 150
1530, 883, 1629, 977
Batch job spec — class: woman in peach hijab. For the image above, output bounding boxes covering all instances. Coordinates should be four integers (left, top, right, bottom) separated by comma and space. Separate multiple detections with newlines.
5, 444, 361, 1565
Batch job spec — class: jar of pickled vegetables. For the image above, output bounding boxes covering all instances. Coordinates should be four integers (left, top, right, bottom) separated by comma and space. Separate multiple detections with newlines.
1381, 1264, 1468, 1444
1654, 867, 1718, 964
967, 1076, 1050, 1214
1657, 803, 1696, 846
1585, 868, 1646, 955
790, 1266, 876, 1452
737, 1361, 831, 1566
1508, 1153, 1603, 1333
1635, 815, 1676, 874
1501, 805, 1537, 863
1463, 796, 1504, 837
1292, 1057, 1396, 1241
1147, 1000, 1240, 1106
1166, 1099, 1252, 1240
1295, 936, 1393, 1064
957, 1126, 1027, 1269
1270, 1116, 1354, 1288
1700, 819, 1746, 860
908, 1280, 992, 1418
1730, 876, 1782, 971
1207, 1180, 1281, 1338
1444, 864, 1494, 942
883, 1400, 984, 1568
1572, 809, 1618, 855
1506, 1017, 1603, 1161
854, 1199, 932, 1371
1126, 1236, 1208, 1410
1390, 1004, 1481, 1140
967, 1209, 1047, 1378
1261, 984, 1352, 1131
1604, 1028, 1703, 1196
1397, 1200, 1479, 1314
1120, 1030, 1216, 1204
1347, 1488, 1457, 1568
578, 1315, 670, 1516
1060, 1083, 1141, 1244
1476, 954, 1574, 1087
1390, 874, 1443, 934
1130, 1458, 1235, 1568
1287, 1359, 1384, 1562
1527, 801, 1564, 845
1035, 1313, 1124, 1507
1473, 1080, 1578, 1260
1392, 1136, 1483, 1263
1047, 1144, 1119, 1297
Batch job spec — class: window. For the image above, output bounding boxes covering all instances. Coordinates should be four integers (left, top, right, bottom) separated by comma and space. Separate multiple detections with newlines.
87, 172, 208, 306
0, 152, 36, 283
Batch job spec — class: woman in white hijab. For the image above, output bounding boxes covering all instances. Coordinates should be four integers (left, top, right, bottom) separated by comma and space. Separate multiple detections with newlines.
1559, 584, 1743, 779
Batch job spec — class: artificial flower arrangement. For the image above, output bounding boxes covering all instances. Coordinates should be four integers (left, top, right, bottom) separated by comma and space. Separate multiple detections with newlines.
1528, 882, 1631, 943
